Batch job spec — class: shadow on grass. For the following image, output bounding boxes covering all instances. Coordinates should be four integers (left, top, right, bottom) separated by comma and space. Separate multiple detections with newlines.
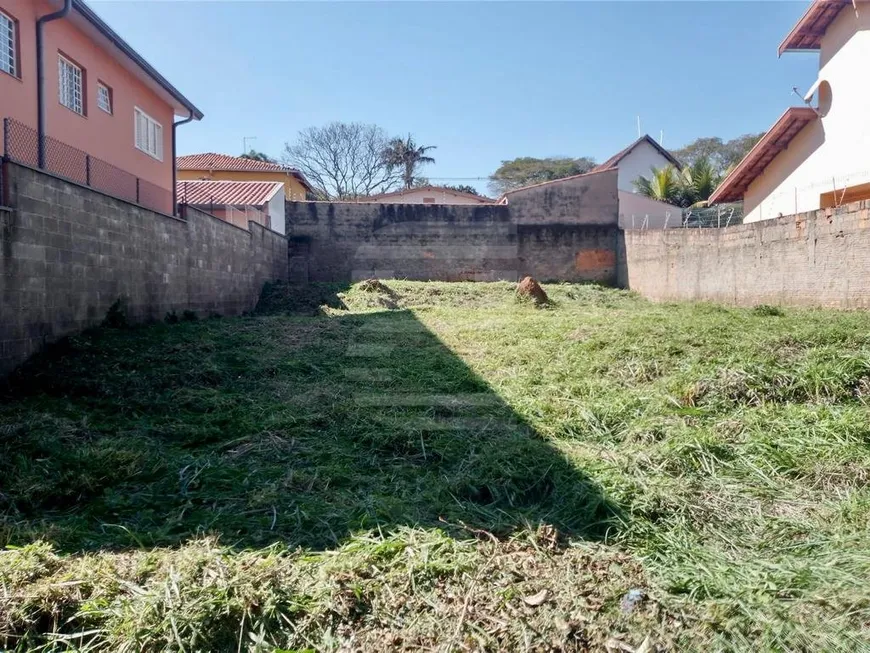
0, 289, 619, 553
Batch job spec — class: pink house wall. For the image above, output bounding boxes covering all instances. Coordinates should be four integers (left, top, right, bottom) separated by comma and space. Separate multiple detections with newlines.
0, 0, 174, 196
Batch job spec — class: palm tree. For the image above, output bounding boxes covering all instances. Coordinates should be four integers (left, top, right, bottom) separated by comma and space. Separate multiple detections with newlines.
634, 157, 722, 208
633, 165, 682, 205
383, 135, 436, 189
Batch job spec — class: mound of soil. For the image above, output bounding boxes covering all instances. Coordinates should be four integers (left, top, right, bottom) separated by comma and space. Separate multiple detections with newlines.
516, 277, 549, 306
358, 279, 389, 293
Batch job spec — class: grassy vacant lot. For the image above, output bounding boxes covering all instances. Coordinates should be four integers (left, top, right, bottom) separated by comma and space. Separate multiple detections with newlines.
2, 281, 870, 651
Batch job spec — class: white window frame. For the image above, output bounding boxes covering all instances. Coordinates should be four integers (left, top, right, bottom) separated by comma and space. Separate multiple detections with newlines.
58, 54, 84, 115
0, 9, 15, 77
97, 82, 112, 114
134, 107, 163, 161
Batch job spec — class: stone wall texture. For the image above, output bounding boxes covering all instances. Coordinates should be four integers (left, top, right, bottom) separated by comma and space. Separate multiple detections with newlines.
285, 169, 619, 283
618, 201, 870, 308
0, 162, 288, 376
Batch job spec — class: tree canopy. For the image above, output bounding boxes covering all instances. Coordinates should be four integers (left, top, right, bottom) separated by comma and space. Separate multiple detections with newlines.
673, 134, 764, 174
240, 150, 277, 164
442, 184, 481, 196
488, 157, 596, 196
283, 122, 403, 200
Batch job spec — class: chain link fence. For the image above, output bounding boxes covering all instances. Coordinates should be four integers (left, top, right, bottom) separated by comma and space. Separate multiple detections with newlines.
681, 202, 744, 228
2, 117, 172, 214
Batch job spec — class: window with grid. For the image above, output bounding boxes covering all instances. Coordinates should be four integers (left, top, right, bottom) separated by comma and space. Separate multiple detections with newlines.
0, 10, 16, 77
134, 108, 163, 160
58, 55, 83, 114
97, 82, 112, 114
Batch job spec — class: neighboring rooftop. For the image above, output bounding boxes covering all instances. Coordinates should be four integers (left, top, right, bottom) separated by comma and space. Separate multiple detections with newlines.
591, 134, 682, 173
709, 107, 818, 204
778, 0, 850, 55
71, 0, 202, 119
366, 185, 495, 204
176, 180, 285, 207
178, 153, 312, 191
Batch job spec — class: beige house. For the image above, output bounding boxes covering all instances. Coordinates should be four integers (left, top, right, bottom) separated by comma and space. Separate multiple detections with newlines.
711, 0, 870, 222
366, 185, 495, 205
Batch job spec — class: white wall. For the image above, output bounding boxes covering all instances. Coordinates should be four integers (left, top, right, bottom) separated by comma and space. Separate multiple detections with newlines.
374, 188, 492, 205
744, 4, 870, 223
616, 140, 676, 192
618, 190, 681, 229
267, 187, 286, 234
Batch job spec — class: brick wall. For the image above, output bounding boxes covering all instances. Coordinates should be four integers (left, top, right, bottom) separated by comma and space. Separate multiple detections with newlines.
285, 169, 619, 283
0, 161, 288, 376
618, 201, 870, 308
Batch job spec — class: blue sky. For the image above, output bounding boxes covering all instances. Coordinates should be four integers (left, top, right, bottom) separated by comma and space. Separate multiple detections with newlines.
93, 1, 818, 194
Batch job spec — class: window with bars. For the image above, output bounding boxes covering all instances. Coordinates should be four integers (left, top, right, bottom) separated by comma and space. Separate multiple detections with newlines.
0, 10, 16, 77
97, 82, 112, 114
134, 107, 163, 161
58, 55, 84, 115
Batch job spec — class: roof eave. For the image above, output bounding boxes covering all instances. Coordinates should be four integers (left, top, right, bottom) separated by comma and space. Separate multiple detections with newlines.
71, 0, 203, 120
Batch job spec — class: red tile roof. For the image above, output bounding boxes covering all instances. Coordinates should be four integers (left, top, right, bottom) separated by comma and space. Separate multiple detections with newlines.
591, 134, 682, 173
178, 153, 288, 172
176, 180, 284, 207
177, 153, 313, 191
366, 185, 495, 204
778, 0, 849, 55
709, 107, 818, 204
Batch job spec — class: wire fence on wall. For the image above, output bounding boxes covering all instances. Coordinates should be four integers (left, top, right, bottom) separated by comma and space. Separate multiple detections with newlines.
2, 117, 172, 215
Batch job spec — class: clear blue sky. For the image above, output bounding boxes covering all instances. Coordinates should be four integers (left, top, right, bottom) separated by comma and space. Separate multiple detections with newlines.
93, 1, 818, 194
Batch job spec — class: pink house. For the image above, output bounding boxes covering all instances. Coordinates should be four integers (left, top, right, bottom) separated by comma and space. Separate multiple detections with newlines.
0, 0, 202, 213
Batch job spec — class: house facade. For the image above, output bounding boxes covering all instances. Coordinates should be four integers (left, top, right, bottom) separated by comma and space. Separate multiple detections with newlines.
711, 0, 870, 223
366, 185, 495, 205
0, 0, 202, 213
592, 134, 683, 229
177, 153, 312, 201
177, 179, 286, 233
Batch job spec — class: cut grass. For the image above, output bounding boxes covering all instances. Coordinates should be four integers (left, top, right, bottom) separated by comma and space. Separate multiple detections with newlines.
2, 280, 870, 651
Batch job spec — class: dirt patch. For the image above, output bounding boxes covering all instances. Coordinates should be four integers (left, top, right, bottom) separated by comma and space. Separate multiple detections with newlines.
516, 276, 550, 306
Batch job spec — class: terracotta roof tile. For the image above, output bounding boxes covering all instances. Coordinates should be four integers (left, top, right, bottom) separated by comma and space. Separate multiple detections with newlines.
709, 107, 818, 204
365, 185, 495, 204
177, 153, 292, 172
778, 0, 850, 55
176, 180, 284, 207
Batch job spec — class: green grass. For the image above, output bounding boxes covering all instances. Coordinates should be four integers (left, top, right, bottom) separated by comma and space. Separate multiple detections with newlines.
2, 281, 870, 651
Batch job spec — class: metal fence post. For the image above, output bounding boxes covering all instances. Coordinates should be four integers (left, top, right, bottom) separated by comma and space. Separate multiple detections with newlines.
2, 118, 8, 159
136, 178, 140, 204
85, 154, 91, 187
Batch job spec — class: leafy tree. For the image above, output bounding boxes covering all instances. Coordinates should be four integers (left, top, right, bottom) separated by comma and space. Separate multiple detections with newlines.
633, 157, 722, 208
443, 184, 481, 196
488, 157, 596, 196
240, 150, 277, 164
283, 122, 401, 200
673, 134, 763, 174
383, 135, 437, 189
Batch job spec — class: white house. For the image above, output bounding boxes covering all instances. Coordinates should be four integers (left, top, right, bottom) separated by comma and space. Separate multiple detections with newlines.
366, 185, 495, 205
592, 134, 684, 229
711, 0, 870, 222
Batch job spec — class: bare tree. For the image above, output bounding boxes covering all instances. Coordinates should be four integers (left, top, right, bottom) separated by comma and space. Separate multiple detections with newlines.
283, 122, 401, 200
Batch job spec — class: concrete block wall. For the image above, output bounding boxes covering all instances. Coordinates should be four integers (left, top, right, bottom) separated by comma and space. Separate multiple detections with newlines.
0, 162, 288, 376
618, 201, 870, 308
285, 169, 620, 283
